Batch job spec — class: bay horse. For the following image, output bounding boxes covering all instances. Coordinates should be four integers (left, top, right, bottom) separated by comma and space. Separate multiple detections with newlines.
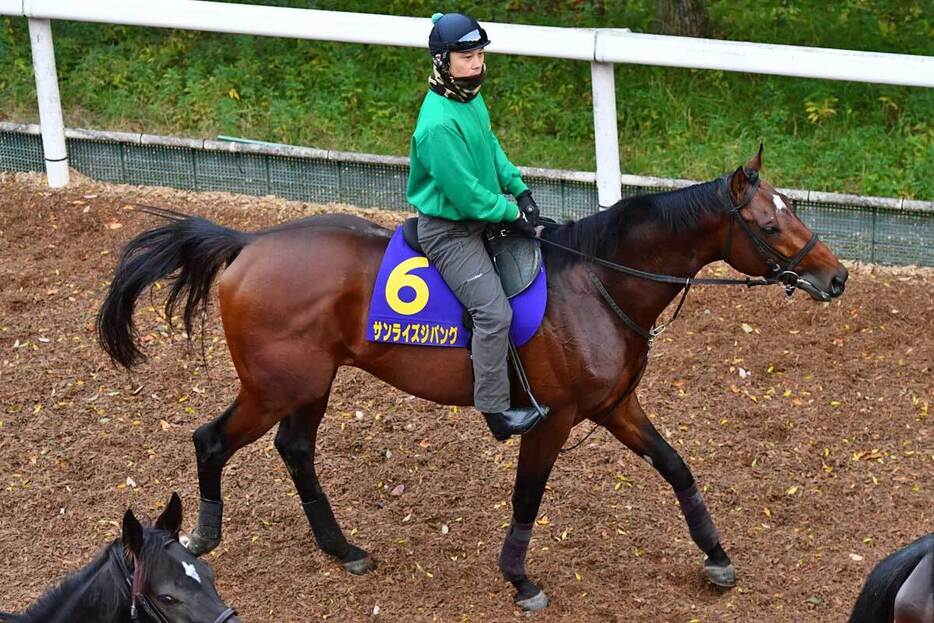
849, 533, 933, 623
0, 493, 238, 623
97, 148, 848, 610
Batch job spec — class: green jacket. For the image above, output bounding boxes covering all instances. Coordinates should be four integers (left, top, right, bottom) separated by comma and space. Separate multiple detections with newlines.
407, 90, 526, 222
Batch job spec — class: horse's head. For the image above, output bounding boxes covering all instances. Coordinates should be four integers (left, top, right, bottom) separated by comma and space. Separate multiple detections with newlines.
719, 146, 848, 301
122, 493, 239, 623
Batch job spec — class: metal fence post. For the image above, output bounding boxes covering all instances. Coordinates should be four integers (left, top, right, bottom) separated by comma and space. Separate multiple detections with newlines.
590, 62, 621, 208
27, 18, 69, 188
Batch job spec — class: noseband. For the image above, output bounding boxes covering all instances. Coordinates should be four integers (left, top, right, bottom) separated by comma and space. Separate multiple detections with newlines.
111, 541, 237, 623
720, 171, 819, 296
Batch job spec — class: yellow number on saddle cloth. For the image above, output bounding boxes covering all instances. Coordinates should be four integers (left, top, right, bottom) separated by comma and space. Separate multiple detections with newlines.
385, 256, 430, 315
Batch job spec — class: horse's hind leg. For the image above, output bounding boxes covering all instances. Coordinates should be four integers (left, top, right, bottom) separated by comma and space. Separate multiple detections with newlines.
274, 394, 376, 575
601, 395, 735, 587
498, 413, 572, 611
187, 391, 288, 556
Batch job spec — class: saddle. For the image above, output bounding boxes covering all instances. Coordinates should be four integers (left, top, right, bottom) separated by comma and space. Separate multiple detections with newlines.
401, 216, 542, 298
366, 221, 547, 349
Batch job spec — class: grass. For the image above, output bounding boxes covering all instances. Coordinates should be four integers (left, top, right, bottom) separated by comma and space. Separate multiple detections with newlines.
1, 0, 931, 198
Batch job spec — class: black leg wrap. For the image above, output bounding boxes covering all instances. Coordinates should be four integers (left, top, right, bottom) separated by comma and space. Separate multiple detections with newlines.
186, 497, 224, 556
499, 518, 534, 582
676, 483, 720, 554
301, 498, 350, 559
195, 497, 223, 540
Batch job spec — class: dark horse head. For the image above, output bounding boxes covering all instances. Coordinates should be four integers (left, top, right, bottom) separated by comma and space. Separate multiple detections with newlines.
718, 145, 847, 300
0, 493, 238, 623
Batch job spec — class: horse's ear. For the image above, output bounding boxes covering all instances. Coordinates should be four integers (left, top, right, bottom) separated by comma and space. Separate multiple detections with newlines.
122, 509, 144, 558
155, 492, 183, 539
729, 166, 748, 205
745, 143, 764, 172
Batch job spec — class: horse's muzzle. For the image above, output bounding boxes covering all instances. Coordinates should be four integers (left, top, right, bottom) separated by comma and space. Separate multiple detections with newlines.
799, 266, 848, 301
829, 270, 847, 297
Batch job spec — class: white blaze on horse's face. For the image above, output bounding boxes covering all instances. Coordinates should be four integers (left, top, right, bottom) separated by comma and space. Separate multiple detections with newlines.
182, 561, 202, 584
772, 194, 788, 212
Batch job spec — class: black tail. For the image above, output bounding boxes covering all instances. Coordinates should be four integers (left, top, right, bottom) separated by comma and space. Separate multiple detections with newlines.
848, 533, 934, 623
97, 215, 252, 368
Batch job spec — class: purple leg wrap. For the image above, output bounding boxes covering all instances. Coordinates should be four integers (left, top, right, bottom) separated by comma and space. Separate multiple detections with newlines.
499, 518, 534, 582
676, 484, 720, 553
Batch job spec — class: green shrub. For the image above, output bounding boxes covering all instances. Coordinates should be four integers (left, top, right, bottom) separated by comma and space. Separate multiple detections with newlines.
1, 1, 931, 197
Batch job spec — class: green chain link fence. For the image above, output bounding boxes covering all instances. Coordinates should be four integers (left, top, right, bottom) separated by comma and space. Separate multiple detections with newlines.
2, 123, 931, 266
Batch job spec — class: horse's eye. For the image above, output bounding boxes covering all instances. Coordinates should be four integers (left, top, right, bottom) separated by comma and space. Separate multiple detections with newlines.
762, 224, 780, 236
158, 594, 179, 605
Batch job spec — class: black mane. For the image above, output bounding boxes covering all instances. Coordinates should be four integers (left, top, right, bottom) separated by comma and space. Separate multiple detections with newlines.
3, 533, 167, 623
541, 177, 726, 271
1, 545, 116, 623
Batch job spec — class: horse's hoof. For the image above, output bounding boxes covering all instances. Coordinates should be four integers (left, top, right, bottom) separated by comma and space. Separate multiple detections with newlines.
704, 561, 736, 587
341, 546, 376, 575
185, 530, 221, 557
342, 556, 376, 575
515, 590, 549, 611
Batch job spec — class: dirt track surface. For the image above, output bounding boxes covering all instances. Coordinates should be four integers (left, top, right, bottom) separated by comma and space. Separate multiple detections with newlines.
0, 171, 931, 622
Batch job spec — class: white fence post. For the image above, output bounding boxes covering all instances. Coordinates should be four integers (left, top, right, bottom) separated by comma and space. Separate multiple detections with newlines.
590, 62, 621, 208
28, 18, 69, 188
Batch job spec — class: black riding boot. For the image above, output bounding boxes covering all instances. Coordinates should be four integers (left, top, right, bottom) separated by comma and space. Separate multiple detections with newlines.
482, 406, 549, 442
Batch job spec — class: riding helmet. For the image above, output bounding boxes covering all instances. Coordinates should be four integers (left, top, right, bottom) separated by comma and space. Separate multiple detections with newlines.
428, 12, 490, 56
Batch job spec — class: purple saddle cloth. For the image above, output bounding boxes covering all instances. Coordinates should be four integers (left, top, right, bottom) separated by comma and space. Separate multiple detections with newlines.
366, 226, 547, 348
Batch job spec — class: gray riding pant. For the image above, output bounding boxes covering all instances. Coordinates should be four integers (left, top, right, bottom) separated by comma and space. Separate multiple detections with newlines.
417, 213, 512, 413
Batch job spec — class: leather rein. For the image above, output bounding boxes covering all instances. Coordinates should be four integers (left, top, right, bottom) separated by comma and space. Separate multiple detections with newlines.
538, 171, 819, 348
547, 172, 820, 453
110, 541, 237, 623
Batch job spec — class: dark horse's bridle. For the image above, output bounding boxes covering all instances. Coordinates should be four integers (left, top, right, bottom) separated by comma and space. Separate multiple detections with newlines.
537, 170, 822, 452
111, 540, 237, 623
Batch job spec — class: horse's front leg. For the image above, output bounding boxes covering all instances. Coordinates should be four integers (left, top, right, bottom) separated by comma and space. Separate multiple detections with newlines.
602, 395, 736, 587
499, 411, 571, 611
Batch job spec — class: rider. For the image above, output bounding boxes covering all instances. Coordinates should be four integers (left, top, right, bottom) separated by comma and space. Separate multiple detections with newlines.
406, 11, 549, 441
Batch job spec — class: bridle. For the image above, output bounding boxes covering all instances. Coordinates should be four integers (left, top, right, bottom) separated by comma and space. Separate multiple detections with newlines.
111, 540, 237, 623
721, 170, 819, 295
536, 170, 822, 348
539, 170, 823, 453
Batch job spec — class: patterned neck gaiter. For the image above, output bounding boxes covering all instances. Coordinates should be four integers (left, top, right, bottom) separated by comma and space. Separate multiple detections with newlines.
428, 62, 486, 103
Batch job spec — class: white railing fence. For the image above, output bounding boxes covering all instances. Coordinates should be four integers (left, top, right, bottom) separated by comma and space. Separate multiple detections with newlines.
1, 0, 933, 202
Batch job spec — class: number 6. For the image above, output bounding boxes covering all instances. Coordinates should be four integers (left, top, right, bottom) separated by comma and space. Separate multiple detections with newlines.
386, 257, 430, 315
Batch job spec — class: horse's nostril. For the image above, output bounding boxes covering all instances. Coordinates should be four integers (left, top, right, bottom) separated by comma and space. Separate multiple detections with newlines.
831, 276, 846, 296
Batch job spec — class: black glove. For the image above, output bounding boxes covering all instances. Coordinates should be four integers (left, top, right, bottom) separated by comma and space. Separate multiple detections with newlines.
516, 190, 540, 227
510, 211, 539, 238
